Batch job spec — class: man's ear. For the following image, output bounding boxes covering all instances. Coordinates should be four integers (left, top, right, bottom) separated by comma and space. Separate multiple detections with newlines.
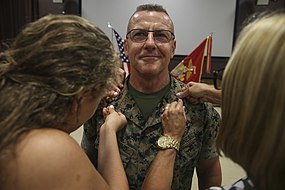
171, 40, 176, 58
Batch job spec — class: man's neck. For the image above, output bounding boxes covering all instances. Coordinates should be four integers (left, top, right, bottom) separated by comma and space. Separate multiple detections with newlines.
129, 72, 170, 94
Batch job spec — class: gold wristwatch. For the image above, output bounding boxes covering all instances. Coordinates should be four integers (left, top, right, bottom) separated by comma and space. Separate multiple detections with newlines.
156, 135, 180, 151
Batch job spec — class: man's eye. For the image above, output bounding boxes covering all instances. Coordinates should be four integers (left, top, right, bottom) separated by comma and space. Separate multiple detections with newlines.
154, 32, 170, 41
155, 32, 167, 37
133, 31, 146, 37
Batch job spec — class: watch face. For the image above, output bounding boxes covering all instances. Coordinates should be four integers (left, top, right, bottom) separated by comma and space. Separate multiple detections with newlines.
157, 135, 179, 151
157, 136, 169, 148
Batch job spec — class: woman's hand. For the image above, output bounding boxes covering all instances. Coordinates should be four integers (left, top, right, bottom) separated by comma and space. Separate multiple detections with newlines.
101, 105, 127, 133
105, 68, 125, 102
176, 82, 221, 105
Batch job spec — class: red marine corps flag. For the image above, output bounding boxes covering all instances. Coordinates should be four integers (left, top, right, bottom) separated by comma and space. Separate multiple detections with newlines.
170, 34, 212, 84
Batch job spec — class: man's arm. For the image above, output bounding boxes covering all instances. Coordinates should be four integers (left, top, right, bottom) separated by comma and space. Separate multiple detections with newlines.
81, 100, 108, 167
81, 120, 99, 167
192, 99, 222, 190
196, 156, 222, 190
196, 103, 222, 190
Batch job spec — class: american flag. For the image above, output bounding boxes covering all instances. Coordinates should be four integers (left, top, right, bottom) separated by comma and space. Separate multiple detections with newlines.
113, 29, 130, 76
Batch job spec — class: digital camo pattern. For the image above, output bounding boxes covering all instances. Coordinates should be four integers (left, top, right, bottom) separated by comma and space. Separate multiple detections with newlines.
82, 76, 221, 190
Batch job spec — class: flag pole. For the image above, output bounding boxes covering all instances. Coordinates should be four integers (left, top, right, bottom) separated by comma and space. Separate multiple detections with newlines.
107, 22, 113, 29
206, 32, 213, 74
107, 22, 114, 43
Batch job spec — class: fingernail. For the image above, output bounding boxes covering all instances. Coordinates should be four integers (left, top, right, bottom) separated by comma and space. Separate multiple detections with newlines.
114, 92, 118, 96
176, 92, 181, 96
109, 105, 114, 109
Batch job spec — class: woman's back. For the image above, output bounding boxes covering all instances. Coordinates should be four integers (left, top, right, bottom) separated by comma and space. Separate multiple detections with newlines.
4, 128, 109, 190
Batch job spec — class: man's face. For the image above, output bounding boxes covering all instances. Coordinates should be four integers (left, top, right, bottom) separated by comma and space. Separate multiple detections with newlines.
124, 11, 176, 78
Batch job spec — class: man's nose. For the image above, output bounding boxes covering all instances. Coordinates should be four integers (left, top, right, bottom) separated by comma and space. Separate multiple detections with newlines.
145, 32, 156, 44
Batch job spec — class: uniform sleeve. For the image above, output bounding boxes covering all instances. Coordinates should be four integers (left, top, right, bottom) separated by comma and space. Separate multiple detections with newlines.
81, 101, 107, 168
199, 103, 221, 160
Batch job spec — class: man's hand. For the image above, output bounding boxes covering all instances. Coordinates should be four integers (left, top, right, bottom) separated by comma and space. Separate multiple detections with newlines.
161, 99, 186, 142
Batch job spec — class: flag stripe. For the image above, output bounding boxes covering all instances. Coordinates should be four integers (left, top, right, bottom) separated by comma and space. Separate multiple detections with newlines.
113, 28, 130, 76
113, 29, 129, 63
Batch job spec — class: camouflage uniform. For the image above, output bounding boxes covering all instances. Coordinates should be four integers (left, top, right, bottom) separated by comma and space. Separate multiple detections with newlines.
81, 76, 220, 190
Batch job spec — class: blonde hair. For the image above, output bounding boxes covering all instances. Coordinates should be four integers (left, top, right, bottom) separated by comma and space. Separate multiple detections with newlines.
218, 12, 285, 189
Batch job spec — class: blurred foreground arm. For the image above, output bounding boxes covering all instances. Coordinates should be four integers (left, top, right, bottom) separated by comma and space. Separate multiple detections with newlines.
177, 82, 221, 105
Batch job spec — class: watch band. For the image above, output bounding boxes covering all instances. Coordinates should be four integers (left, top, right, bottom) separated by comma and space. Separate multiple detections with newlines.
166, 135, 180, 151
156, 135, 180, 151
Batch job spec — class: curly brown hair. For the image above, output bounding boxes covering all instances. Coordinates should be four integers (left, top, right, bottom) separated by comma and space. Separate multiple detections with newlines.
0, 14, 120, 173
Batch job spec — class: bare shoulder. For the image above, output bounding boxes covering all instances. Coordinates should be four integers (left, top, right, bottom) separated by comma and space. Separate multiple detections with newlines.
17, 128, 85, 164
15, 128, 108, 190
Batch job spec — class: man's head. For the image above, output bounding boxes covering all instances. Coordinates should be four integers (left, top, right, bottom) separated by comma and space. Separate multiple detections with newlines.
124, 4, 176, 79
